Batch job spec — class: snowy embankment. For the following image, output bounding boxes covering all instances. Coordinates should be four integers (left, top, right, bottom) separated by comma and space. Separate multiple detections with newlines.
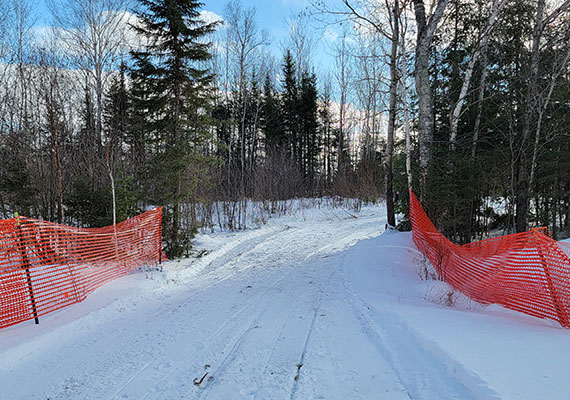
1, 202, 570, 400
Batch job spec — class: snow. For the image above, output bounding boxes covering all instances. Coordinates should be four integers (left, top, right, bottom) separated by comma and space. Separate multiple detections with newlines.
2, 201, 570, 399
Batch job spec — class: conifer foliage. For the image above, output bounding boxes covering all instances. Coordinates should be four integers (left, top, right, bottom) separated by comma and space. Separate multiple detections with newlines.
130, 0, 219, 257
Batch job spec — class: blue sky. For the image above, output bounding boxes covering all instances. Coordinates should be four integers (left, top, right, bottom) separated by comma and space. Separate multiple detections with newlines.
34, 0, 311, 31
204, 0, 311, 37
33, 0, 335, 75
201, 0, 337, 78
203, 0, 321, 62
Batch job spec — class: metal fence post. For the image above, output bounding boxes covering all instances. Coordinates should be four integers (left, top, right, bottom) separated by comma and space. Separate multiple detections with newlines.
15, 217, 39, 325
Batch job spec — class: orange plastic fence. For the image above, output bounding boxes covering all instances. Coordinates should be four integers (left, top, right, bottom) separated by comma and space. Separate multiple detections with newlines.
0, 208, 164, 329
409, 190, 570, 327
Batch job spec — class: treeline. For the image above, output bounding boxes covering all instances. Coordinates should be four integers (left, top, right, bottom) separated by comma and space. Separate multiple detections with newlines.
318, 0, 570, 242
419, 0, 570, 242
0, 0, 383, 258
0, 0, 569, 257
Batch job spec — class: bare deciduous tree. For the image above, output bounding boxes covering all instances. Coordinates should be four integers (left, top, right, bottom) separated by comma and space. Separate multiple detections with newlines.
48, 0, 129, 152
330, 0, 406, 226
333, 29, 353, 176
286, 11, 316, 81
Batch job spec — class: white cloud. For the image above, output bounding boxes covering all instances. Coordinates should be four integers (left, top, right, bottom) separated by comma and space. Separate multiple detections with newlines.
324, 27, 339, 43
200, 10, 224, 26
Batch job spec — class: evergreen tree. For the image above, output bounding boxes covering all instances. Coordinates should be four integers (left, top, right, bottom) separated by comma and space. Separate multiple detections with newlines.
281, 51, 298, 163
105, 63, 129, 162
245, 71, 262, 180
0, 144, 36, 217
78, 81, 98, 184
104, 62, 140, 222
319, 86, 335, 189
298, 71, 320, 190
261, 72, 283, 158
130, 0, 219, 257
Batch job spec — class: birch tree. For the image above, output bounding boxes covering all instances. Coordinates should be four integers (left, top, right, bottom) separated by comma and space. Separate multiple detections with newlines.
412, 0, 448, 199
48, 0, 130, 157
448, 0, 508, 149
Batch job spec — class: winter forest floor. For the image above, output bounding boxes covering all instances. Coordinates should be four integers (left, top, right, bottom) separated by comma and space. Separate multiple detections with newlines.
1, 203, 570, 399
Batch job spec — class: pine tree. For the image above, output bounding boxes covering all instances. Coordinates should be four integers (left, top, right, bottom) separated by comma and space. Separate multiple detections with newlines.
130, 0, 219, 257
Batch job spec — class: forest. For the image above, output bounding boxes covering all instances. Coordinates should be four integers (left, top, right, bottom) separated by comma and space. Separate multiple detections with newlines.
0, 0, 569, 257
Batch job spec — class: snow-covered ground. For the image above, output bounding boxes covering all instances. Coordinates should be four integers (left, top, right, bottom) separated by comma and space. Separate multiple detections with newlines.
2, 202, 570, 399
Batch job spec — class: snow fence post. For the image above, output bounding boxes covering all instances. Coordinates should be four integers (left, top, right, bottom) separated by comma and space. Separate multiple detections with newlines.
158, 207, 163, 273
15, 213, 39, 325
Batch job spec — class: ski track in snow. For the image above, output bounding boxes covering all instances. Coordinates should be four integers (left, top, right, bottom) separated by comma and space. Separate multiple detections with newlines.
345, 291, 500, 400
0, 205, 536, 399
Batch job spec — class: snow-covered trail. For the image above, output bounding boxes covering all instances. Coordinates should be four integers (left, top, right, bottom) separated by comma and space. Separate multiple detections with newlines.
2, 203, 566, 399
1, 206, 405, 400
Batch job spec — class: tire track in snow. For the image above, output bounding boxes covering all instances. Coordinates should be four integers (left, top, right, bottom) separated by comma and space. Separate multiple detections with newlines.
165, 225, 290, 287
288, 262, 339, 400
289, 309, 319, 400
146, 216, 365, 400
249, 263, 338, 400
193, 285, 304, 400
159, 240, 343, 399
290, 254, 411, 400
109, 265, 299, 399
109, 215, 338, 398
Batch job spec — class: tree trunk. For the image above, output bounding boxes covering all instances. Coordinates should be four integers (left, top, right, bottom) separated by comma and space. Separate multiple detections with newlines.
106, 143, 116, 227
412, 0, 449, 200
529, 46, 570, 189
385, 0, 399, 227
171, 172, 182, 253
399, 38, 413, 191
47, 89, 64, 223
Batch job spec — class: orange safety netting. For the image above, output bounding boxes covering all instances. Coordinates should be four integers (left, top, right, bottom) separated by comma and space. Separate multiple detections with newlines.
409, 190, 570, 327
0, 208, 164, 329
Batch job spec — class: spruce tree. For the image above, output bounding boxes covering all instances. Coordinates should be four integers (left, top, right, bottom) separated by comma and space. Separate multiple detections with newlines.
104, 63, 139, 222
298, 71, 320, 191
319, 87, 334, 190
130, 0, 219, 257
281, 51, 298, 163
261, 72, 283, 158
